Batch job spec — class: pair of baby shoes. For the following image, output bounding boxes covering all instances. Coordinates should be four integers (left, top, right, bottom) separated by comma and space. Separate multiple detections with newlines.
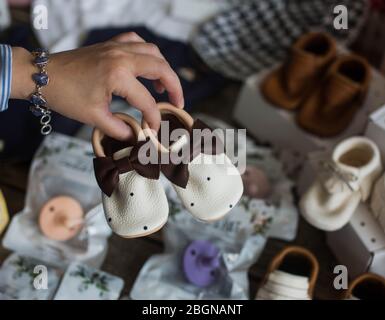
262, 31, 371, 138
92, 103, 243, 238
256, 246, 385, 300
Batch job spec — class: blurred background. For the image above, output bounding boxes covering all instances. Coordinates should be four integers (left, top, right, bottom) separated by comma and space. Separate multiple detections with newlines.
0, 0, 385, 300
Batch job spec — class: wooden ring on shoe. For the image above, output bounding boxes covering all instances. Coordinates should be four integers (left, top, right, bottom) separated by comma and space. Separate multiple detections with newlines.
92, 113, 145, 157
142, 102, 194, 154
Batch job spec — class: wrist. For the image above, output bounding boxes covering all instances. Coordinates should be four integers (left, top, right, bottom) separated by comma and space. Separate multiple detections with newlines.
10, 47, 35, 100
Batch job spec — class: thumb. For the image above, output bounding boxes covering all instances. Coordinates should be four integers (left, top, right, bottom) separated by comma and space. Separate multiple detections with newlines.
92, 110, 133, 141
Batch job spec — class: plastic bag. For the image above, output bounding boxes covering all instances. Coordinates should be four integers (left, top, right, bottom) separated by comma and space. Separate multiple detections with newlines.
54, 262, 124, 300
2, 133, 111, 268
0, 253, 61, 300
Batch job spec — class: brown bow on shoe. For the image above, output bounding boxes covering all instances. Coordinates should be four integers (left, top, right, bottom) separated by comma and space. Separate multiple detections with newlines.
94, 139, 160, 197
161, 119, 225, 188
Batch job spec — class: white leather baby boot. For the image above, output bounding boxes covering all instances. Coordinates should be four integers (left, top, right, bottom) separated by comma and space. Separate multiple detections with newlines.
256, 246, 319, 300
143, 103, 243, 222
370, 173, 385, 233
300, 136, 382, 231
92, 113, 169, 238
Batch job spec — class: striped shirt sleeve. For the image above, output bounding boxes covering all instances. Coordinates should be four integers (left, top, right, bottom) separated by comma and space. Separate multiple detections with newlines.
0, 44, 12, 112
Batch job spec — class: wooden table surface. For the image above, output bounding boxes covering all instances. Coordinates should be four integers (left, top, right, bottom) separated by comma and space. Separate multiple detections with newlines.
0, 83, 342, 300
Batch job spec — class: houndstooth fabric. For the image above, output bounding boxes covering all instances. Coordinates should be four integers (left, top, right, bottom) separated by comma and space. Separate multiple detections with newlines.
192, 0, 369, 80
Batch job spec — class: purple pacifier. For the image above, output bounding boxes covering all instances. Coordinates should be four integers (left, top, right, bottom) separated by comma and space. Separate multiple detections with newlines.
183, 240, 221, 288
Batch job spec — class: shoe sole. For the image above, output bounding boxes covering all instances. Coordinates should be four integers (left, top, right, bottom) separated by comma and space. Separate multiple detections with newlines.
120, 219, 168, 239
194, 212, 229, 223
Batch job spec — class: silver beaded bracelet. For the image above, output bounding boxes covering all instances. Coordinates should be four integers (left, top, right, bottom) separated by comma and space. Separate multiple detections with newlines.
29, 48, 52, 136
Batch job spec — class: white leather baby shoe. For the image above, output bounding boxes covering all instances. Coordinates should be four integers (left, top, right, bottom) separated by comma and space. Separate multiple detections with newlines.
92, 113, 169, 238
370, 173, 385, 233
256, 246, 319, 300
143, 103, 243, 222
300, 136, 382, 231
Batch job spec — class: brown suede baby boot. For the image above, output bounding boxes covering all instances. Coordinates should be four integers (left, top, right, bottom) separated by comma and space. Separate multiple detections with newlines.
261, 32, 336, 110
297, 54, 371, 137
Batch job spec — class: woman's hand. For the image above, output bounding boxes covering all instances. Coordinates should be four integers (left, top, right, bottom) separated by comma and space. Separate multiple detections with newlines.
11, 32, 184, 140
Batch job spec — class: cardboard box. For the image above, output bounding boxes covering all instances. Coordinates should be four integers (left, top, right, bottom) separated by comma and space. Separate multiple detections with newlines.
296, 155, 317, 196
326, 203, 385, 278
365, 105, 385, 164
233, 68, 385, 156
